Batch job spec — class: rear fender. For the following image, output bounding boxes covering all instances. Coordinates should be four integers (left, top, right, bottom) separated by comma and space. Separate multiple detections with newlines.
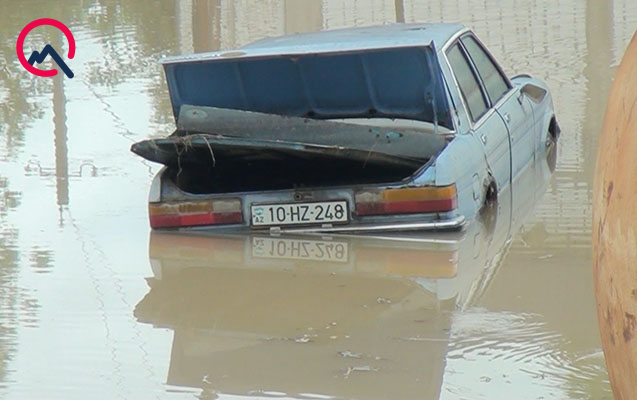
512, 75, 557, 150
430, 133, 489, 220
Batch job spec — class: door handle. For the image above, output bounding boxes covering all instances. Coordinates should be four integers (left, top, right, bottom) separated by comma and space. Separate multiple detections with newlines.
480, 134, 487, 144
503, 113, 511, 124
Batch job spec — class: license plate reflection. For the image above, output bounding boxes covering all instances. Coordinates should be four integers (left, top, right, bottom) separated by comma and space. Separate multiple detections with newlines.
252, 237, 349, 263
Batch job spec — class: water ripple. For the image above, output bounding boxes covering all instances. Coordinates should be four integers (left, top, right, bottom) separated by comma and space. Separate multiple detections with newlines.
443, 309, 611, 400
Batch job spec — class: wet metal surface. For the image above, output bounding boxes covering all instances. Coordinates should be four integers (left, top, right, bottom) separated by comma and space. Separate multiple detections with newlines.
1, 1, 636, 399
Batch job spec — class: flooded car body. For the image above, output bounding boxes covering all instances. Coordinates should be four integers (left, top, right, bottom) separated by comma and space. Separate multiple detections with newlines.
132, 23, 559, 234
135, 141, 556, 399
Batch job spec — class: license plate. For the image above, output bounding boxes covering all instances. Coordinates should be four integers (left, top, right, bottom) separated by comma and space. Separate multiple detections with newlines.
251, 237, 349, 263
251, 201, 348, 227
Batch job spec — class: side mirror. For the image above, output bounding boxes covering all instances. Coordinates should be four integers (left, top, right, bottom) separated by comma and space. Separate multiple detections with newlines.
519, 83, 548, 104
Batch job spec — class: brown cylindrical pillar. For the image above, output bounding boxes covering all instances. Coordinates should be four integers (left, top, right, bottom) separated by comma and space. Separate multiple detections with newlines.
593, 31, 637, 400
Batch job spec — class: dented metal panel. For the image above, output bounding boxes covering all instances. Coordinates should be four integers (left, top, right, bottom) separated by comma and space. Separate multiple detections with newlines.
131, 105, 449, 169
130, 134, 426, 170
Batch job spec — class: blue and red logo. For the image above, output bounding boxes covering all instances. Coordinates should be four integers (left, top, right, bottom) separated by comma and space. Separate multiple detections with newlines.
16, 18, 75, 78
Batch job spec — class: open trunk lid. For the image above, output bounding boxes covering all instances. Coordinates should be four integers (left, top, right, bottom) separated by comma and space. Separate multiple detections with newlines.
160, 43, 453, 129
132, 42, 454, 194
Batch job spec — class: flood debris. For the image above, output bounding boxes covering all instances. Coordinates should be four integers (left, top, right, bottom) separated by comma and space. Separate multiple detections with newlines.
343, 366, 379, 378
338, 350, 362, 359
393, 336, 448, 342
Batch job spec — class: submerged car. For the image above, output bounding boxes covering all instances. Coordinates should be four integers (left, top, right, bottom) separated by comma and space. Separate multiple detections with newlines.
134, 144, 556, 399
131, 23, 559, 233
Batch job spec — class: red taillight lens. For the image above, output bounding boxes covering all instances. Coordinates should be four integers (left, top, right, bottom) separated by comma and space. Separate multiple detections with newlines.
149, 199, 242, 228
355, 185, 457, 216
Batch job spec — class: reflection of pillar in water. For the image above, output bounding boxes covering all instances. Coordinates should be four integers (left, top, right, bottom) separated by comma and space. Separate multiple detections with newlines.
284, 0, 323, 34
583, 0, 613, 182
193, 0, 221, 52
52, 31, 69, 211
176, 0, 194, 54
395, 0, 405, 23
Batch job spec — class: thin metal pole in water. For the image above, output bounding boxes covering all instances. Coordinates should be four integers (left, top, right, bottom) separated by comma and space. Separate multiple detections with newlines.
52, 30, 69, 214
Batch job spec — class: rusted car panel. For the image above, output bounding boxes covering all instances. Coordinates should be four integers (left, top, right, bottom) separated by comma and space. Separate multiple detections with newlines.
132, 23, 558, 233
131, 105, 450, 171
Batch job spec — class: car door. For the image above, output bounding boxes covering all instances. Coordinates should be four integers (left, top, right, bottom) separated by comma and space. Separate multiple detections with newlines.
445, 42, 511, 194
460, 34, 535, 181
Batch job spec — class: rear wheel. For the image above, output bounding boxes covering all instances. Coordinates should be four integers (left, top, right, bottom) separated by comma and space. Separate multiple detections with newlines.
479, 177, 498, 232
484, 178, 497, 206
548, 117, 560, 145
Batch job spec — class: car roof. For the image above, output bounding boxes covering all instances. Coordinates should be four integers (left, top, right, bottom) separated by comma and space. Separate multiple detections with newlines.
161, 23, 466, 64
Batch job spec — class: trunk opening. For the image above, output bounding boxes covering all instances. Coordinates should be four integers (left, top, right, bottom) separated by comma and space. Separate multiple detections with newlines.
167, 156, 422, 195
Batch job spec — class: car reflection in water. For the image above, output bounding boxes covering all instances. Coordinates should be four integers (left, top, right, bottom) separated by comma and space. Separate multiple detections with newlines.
134, 146, 556, 399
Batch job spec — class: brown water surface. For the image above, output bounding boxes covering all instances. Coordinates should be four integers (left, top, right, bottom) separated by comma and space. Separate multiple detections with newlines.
1, 1, 636, 399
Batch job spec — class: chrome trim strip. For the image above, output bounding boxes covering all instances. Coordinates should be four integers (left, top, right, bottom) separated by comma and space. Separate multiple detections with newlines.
270, 215, 466, 234
318, 233, 463, 245
441, 28, 471, 53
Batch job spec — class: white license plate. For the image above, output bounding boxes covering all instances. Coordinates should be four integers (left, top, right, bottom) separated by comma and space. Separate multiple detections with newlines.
251, 237, 349, 263
251, 201, 348, 227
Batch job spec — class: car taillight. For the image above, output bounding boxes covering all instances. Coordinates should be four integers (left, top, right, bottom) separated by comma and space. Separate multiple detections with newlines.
355, 184, 457, 216
149, 198, 242, 228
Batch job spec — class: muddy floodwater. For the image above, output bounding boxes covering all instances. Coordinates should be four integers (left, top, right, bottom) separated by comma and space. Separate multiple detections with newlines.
1, 1, 636, 399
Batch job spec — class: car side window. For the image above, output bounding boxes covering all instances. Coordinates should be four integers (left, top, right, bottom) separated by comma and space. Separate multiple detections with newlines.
461, 35, 510, 105
446, 43, 488, 122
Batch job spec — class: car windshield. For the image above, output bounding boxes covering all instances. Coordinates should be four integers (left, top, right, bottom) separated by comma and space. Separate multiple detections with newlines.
163, 46, 453, 129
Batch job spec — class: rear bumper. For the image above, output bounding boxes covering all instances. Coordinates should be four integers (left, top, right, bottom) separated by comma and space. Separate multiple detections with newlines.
153, 167, 466, 234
